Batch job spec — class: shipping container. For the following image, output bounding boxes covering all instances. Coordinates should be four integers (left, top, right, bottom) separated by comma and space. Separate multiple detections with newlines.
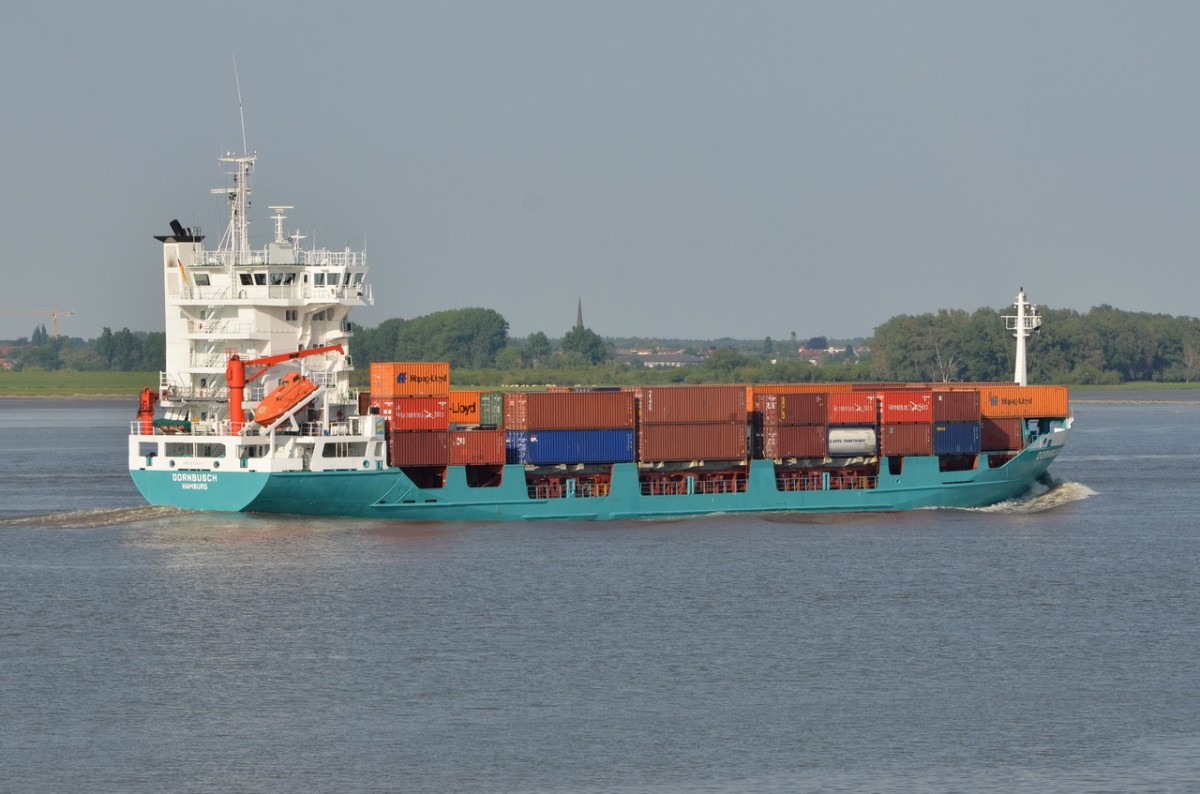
370, 396, 450, 431
449, 429, 506, 465
388, 430, 449, 466
932, 422, 982, 455
504, 391, 636, 430
827, 427, 878, 456
479, 391, 505, 427
746, 383, 852, 413
638, 385, 747, 424
756, 392, 827, 426
978, 385, 1070, 418
760, 424, 827, 459
827, 392, 878, 425
880, 424, 933, 456
505, 428, 635, 465
931, 389, 982, 422
638, 422, 748, 462
981, 417, 1024, 451
369, 362, 451, 397
879, 390, 934, 424
448, 390, 481, 425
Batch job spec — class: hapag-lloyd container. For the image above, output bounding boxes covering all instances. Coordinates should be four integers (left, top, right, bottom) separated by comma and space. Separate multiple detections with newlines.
760, 424, 827, 459
638, 422, 748, 462
932, 389, 982, 422
981, 417, 1024, 451
755, 392, 827, 426
449, 429, 506, 465
879, 391, 933, 424
388, 430, 450, 466
505, 429, 635, 465
448, 391, 481, 425
827, 393, 877, 425
504, 391, 636, 430
932, 422, 982, 455
880, 424, 933, 456
369, 362, 451, 397
638, 386, 747, 424
979, 385, 1069, 418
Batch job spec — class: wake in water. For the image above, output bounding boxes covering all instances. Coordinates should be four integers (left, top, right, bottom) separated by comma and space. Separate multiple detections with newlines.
968, 476, 1097, 514
0, 505, 184, 529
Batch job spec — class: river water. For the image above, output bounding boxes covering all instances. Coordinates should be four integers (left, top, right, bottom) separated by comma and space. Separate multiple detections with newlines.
1, 396, 1198, 793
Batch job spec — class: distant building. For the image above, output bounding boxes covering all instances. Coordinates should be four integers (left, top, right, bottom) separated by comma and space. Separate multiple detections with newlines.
614, 348, 705, 368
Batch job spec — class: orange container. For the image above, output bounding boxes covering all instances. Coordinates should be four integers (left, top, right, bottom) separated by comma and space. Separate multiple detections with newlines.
978, 386, 1069, 418
369, 362, 450, 397
449, 390, 481, 425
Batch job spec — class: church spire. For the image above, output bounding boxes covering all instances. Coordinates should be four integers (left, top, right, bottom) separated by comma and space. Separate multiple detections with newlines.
576, 296, 584, 330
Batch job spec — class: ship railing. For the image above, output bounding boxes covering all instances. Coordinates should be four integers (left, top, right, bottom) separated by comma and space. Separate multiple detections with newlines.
640, 474, 749, 496
775, 474, 824, 492
527, 481, 610, 500
299, 284, 372, 302
829, 474, 877, 490
196, 249, 366, 268
177, 285, 233, 301
188, 319, 252, 336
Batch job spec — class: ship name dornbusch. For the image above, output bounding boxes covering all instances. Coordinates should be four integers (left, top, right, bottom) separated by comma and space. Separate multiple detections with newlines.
172, 472, 219, 490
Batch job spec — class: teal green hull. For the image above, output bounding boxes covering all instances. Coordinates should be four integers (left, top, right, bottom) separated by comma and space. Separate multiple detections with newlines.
131, 431, 1067, 521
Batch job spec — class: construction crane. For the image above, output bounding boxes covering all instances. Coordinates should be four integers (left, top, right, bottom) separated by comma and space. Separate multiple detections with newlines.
0, 306, 75, 337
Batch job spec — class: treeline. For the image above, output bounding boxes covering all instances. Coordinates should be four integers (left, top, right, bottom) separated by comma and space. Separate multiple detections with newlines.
3, 325, 164, 372
7, 305, 1200, 385
871, 305, 1200, 384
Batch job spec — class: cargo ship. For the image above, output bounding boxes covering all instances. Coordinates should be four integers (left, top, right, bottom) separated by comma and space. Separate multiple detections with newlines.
128, 150, 1072, 520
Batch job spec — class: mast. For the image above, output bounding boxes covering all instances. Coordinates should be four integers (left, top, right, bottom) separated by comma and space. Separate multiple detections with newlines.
1004, 287, 1041, 386
212, 152, 255, 264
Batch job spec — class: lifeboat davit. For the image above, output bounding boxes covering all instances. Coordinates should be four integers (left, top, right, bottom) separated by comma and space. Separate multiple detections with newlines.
253, 372, 318, 426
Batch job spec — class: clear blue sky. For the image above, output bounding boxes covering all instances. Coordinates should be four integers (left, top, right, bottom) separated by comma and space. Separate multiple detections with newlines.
3, 1, 1198, 342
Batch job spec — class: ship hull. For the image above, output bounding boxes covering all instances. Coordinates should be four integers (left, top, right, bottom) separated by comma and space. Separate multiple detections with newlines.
130, 423, 1069, 520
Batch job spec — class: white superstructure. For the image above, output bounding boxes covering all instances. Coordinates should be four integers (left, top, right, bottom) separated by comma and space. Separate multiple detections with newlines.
154, 151, 372, 430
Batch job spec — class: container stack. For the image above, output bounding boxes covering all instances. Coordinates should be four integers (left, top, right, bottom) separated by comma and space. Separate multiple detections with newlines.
636, 385, 748, 462
754, 392, 827, 459
447, 390, 506, 465
369, 362, 452, 466
931, 389, 982, 455
504, 390, 636, 465
878, 389, 933, 456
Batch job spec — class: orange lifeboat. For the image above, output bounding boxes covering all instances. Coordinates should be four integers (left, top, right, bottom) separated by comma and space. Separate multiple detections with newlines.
253, 372, 318, 426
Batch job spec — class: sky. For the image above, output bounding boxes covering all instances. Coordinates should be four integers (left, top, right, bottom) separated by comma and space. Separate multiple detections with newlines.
2, 1, 1198, 343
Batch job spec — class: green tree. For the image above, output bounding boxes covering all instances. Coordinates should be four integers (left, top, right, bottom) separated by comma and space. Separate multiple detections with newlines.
560, 326, 610, 365
525, 331, 553, 367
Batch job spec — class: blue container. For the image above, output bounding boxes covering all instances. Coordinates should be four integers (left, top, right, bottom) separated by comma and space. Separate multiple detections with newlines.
506, 429, 635, 465
933, 422, 982, 455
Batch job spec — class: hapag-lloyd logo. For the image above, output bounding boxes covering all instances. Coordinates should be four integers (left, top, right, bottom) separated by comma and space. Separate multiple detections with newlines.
395, 372, 450, 385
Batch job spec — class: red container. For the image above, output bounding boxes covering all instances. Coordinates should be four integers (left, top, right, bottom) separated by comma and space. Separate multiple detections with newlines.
637, 386, 747, 424
449, 429, 506, 465
932, 390, 982, 422
504, 391, 636, 430
760, 424, 827, 459
756, 392, 827, 426
371, 396, 450, 431
880, 424, 933, 456
879, 390, 933, 424
638, 422, 748, 462
388, 430, 449, 466
981, 417, 1024, 451
827, 392, 877, 425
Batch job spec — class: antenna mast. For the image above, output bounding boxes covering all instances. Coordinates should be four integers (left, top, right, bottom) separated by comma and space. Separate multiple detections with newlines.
212, 57, 255, 263
1004, 287, 1041, 386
